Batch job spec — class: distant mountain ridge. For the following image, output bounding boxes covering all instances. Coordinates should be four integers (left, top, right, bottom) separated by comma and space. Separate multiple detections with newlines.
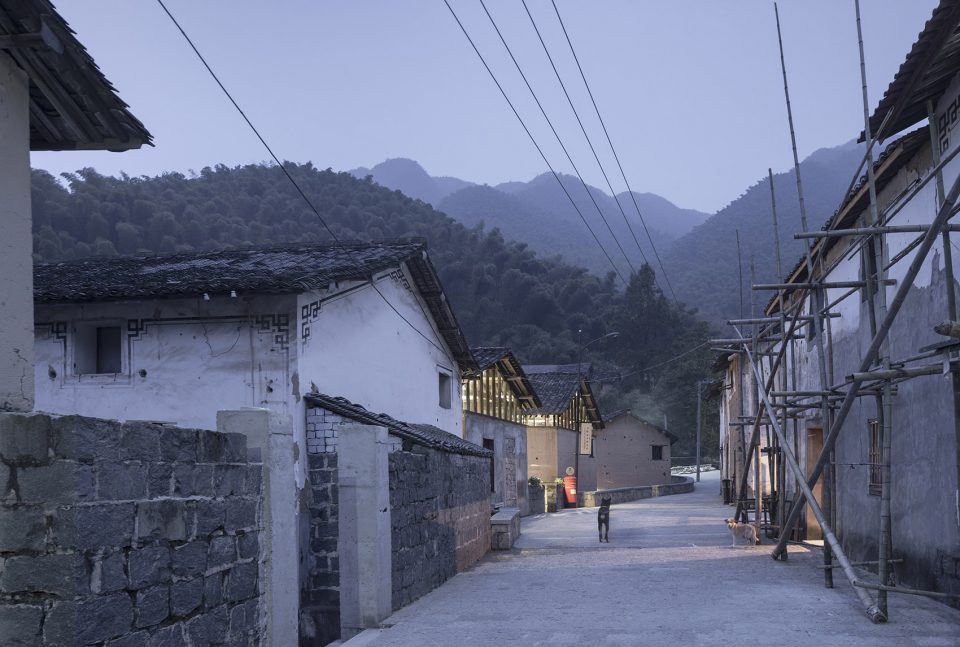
349, 144, 866, 326
348, 157, 709, 276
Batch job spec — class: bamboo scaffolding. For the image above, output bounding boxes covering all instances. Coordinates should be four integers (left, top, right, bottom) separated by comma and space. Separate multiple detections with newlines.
737, 329, 885, 622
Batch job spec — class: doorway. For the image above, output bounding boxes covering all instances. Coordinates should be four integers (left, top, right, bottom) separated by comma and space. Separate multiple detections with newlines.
805, 427, 824, 540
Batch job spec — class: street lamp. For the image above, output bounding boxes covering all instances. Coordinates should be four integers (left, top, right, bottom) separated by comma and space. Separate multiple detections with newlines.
573, 330, 619, 507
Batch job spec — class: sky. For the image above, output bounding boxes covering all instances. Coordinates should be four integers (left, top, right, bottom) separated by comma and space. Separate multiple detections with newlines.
32, 0, 939, 214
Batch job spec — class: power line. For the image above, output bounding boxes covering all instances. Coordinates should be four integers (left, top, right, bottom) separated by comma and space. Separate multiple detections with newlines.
550, 0, 679, 302
155, 0, 450, 357
477, 0, 637, 277
520, 0, 652, 275
441, 0, 626, 286
613, 341, 711, 380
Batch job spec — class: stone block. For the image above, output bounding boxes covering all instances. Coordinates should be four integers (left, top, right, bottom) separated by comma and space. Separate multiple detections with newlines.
225, 562, 257, 602
147, 463, 173, 499
172, 540, 208, 579
106, 630, 150, 647
237, 532, 259, 560
194, 499, 226, 536
224, 499, 257, 531
0, 553, 75, 596
160, 427, 198, 462
173, 463, 214, 497
0, 603, 42, 647
170, 577, 204, 617
98, 461, 148, 500
0, 508, 46, 552
147, 623, 185, 647
128, 545, 171, 590
17, 461, 95, 504
51, 415, 122, 462
119, 421, 162, 461
200, 431, 247, 464
91, 549, 127, 594
243, 464, 262, 496
207, 535, 236, 569
185, 606, 227, 647
75, 503, 136, 549
0, 413, 52, 466
203, 572, 224, 609
135, 584, 170, 628
76, 591, 133, 644
43, 600, 76, 645
137, 500, 187, 542
213, 465, 246, 497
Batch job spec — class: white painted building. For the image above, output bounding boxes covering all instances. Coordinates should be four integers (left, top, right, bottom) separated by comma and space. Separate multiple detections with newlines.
33, 241, 475, 446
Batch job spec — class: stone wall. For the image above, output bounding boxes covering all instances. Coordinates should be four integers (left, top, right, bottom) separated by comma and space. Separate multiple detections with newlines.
301, 452, 339, 646
389, 447, 490, 611
0, 412, 263, 646
581, 476, 695, 507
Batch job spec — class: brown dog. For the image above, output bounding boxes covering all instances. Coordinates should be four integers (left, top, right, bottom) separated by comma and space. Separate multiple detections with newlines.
725, 518, 760, 547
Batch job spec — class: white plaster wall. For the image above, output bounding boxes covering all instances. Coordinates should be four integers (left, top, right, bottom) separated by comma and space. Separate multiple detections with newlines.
0, 53, 34, 411
296, 267, 464, 435
34, 295, 296, 431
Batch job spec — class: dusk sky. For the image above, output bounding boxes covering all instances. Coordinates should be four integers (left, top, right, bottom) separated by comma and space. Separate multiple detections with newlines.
33, 0, 938, 213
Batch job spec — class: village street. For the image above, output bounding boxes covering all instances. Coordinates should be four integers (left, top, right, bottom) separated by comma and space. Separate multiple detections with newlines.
340, 472, 960, 647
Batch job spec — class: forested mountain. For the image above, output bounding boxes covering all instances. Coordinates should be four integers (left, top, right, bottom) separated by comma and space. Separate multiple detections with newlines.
661, 141, 865, 324
30, 163, 716, 455
349, 157, 708, 277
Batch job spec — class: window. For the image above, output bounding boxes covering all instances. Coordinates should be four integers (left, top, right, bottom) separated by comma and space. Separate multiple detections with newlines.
652, 445, 664, 461
438, 371, 452, 409
483, 438, 495, 492
75, 324, 122, 374
868, 418, 882, 496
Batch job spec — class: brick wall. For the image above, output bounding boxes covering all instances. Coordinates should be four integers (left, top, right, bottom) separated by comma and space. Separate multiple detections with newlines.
0, 412, 263, 646
300, 453, 339, 647
305, 407, 342, 454
389, 448, 490, 610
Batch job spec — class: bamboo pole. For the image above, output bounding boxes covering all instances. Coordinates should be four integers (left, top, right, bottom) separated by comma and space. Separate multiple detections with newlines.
738, 331, 885, 622
772, 167, 960, 561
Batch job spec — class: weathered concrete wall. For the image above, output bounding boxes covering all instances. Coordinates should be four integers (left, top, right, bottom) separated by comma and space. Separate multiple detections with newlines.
297, 268, 464, 435
582, 476, 696, 506
526, 426, 557, 483
0, 52, 33, 412
301, 453, 339, 646
34, 295, 296, 432
527, 484, 545, 516
389, 447, 490, 610
595, 416, 673, 489
0, 412, 263, 645
463, 412, 528, 514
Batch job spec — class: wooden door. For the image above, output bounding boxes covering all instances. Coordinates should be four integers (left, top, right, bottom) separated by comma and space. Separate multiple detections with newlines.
805, 427, 823, 540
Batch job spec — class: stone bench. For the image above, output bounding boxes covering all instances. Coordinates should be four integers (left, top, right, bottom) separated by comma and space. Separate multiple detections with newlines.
490, 508, 520, 550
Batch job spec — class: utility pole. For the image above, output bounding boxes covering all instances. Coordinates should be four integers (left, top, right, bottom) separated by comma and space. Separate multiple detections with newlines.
696, 379, 702, 482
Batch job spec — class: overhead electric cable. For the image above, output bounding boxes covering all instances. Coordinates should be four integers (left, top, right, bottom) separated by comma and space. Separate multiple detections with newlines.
442, 0, 627, 286
550, 0, 679, 301
520, 0, 652, 274
477, 0, 637, 277
155, 0, 451, 356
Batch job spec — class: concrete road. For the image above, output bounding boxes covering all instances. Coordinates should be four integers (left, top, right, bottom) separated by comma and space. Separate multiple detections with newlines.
343, 471, 960, 647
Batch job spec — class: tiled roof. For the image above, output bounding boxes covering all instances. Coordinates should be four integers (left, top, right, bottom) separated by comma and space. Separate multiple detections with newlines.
304, 393, 491, 458
34, 240, 476, 371
522, 363, 602, 425
469, 346, 541, 408
864, 0, 960, 142
1, 0, 151, 151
